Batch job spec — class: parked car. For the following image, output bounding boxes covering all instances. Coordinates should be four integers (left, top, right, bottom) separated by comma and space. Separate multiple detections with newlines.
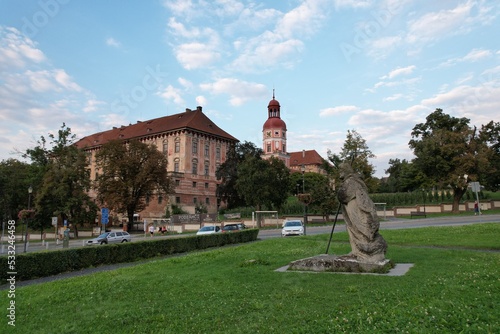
221, 224, 241, 233
196, 225, 221, 235
281, 220, 304, 237
85, 231, 132, 245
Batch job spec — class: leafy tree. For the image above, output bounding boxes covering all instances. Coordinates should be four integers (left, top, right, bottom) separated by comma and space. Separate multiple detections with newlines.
409, 108, 498, 212
327, 129, 377, 192
0, 159, 34, 221
95, 139, 172, 229
478, 121, 500, 191
235, 156, 289, 227
382, 158, 429, 193
216, 141, 263, 209
24, 124, 97, 233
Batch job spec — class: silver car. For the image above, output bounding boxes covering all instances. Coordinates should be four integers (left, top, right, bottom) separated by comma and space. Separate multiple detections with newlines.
281, 220, 304, 237
86, 231, 132, 245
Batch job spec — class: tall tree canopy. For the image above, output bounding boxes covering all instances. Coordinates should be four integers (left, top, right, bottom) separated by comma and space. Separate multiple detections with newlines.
328, 129, 377, 192
235, 156, 290, 227
95, 139, 172, 228
0, 159, 34, 221
409, 108, 499, 212
25, 123, 97, 230
216, 141, 263, 209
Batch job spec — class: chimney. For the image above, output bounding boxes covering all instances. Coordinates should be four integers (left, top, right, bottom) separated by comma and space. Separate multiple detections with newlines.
196, 106, 202, 112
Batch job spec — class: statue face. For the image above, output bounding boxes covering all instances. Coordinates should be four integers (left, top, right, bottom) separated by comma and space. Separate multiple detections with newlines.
339, 162, 354, 180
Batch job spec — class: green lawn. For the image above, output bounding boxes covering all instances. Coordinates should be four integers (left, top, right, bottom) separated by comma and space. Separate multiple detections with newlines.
2, 223, 499, 333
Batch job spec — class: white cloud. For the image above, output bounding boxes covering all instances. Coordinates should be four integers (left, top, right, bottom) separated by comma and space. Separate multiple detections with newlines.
334, 0, 372, 9
381, 65, 416, 79
383, 93, 403, 101
319, 105, 358, 117
406, 2, 475, 45
200, 78, 267, 106
0, 27, 45, 71
83, 99, 106, 113
440, 48, 493, 67
195, 95, 207, 106
276, 0, 329, 39
157, 85, 185, 105
167, 18, 222, 70
178, 77, 193, 89
106, 37, 121, 48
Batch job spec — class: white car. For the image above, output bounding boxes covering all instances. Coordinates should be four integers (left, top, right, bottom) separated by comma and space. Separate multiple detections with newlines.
196, 225, 221, 235
85, 231, 132, 245
281, 220, 304, 237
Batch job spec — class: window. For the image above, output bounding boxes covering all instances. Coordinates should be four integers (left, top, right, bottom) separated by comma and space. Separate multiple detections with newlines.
204, 161, 209, 176
205, 197, 210, 205
162, 140, 168, 155
175, 180, 180, 186
174, 158, 180, 172
216, 147, 221, 160
174, 138, 180, 153
192, 182, 197, 188
192, 140, 198, 154
146, 193, 150, 204
192, 159, 198, 175
158, 195, 163, 204
205, 144, 209, 157
193, 197, 197, 204
205, 183, 209, 189
267, 144, 271, 153
176, 197, 180, 204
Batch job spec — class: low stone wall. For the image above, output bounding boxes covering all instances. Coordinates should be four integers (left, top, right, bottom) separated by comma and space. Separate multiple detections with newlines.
393, 200, 499, 216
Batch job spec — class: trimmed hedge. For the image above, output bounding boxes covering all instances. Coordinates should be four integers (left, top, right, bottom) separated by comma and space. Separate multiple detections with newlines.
1, 229, 259, 282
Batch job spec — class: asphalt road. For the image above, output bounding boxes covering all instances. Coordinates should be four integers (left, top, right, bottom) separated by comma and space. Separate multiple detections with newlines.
257, 213, 500, 239
5, 213, 500, 254
2, 214, 498, 289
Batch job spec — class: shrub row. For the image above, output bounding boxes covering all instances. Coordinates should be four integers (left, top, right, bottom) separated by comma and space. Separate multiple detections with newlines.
1, 229, 259, 282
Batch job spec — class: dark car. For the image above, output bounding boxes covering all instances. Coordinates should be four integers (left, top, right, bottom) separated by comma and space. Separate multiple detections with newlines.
221, 224, 242, 233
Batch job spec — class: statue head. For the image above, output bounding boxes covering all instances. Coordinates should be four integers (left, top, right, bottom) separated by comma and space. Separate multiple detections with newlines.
339, 162, 355, 180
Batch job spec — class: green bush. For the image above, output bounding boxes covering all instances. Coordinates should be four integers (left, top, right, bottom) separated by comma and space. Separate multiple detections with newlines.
1, 229, 259, 282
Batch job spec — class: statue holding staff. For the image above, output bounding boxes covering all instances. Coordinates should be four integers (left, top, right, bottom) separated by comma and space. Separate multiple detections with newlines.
336, 162, 387, 263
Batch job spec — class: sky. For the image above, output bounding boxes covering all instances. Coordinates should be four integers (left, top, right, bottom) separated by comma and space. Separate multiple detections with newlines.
0, 0, 499, 177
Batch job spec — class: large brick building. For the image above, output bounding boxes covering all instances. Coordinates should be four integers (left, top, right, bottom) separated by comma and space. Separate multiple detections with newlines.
75, 106, 238, 223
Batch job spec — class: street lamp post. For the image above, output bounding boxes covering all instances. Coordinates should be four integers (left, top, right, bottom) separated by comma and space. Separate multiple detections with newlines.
301, 164, 307, 236
24, 185, 33, 253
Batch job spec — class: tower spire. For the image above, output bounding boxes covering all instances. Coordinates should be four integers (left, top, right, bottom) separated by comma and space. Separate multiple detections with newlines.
272, 88, 275, 100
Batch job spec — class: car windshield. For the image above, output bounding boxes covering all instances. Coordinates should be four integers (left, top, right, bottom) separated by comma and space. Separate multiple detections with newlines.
285, 221, 302, 227
224, 225, 237, 230
199, 226, 213, 231
98, 233, 110, 238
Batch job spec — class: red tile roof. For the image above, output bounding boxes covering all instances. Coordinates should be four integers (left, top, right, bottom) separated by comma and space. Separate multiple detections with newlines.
75, 107, 238, 149
289, 150, 325, 167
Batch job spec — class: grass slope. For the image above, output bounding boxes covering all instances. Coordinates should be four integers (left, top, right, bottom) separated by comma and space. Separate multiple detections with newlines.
2, 223, 499, 333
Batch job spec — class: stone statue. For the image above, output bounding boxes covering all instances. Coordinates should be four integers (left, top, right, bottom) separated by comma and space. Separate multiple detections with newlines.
336, 162, 387, 263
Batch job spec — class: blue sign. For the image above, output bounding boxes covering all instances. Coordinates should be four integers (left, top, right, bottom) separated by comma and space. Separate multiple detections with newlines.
101, 208, 109, 225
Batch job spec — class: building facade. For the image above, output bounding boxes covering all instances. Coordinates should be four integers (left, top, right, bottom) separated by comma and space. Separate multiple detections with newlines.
75, 106, 238, 222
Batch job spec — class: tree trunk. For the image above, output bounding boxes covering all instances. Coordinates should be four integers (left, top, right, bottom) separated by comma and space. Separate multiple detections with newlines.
127, 210, 134, 232
452, 187, 467, 213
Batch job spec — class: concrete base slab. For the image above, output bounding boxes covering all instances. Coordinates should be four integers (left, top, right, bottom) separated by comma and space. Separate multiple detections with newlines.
276, 255, 413, 276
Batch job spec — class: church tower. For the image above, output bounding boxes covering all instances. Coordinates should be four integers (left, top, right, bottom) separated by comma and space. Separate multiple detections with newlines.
262, 91, 290, 167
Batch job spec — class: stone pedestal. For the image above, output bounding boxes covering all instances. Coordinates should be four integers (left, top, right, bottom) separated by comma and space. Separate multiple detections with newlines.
288, 254, 393, 274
